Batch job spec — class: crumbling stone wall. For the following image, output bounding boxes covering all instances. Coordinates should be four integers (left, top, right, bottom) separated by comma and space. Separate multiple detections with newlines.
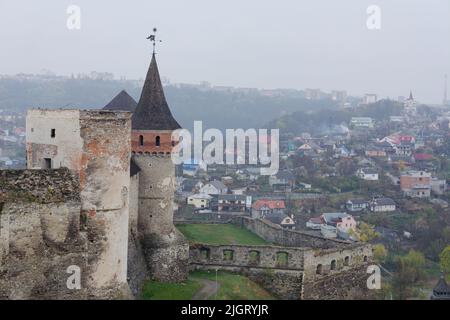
189, 243, 306, 270
127, 174, 149, 296
301, 244, 373, 299
0, 169, 88, 299
132, 154, 188, 282
3, 109, 135, 299
26, 109, 82, 170
234, 216, 350, 249
189, 243, 305, 299
302, 265, 372, 300
188, 239, 373, 299
78, 111, 132, 292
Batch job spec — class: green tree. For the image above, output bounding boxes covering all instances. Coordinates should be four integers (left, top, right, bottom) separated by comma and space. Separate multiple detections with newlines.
357, 222, 380, 242
373, 244, 388, 263
391, 250, 426, 299
439, 245, 450, 277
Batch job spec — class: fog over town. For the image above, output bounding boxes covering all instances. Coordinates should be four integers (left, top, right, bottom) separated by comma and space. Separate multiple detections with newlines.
1, 0, 449, 103
1, 0, 450, 304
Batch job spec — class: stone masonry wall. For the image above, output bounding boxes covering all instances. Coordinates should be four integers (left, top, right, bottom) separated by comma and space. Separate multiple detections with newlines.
78, 111, 132, 292
189, 243, 305, 299
187, 223, 373, 300
127, 174, 149, 296
188, 241, 372, 299
234, 216, 350, 249
133, 154, 188, 282
0, 169, 88, 299
12, 109, 134, 299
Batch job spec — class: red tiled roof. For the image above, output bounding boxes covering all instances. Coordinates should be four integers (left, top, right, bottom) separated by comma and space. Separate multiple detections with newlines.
414, 153, 433, 161
252, 199, 286, 210
399, 135, 414, 142
308, 217, 324, 224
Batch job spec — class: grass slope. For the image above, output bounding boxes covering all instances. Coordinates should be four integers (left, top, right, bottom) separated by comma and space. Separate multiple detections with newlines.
191, 270, 275, 300
177, 223, 268, 245
142, 279, 203, 300
142, 271, 275, 300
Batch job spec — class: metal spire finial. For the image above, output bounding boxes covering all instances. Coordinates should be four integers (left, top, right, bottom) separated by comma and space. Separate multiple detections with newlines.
146, 28, 162, 54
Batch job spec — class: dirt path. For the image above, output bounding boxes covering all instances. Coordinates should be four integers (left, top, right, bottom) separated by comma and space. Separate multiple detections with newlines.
192, 279, 220, 300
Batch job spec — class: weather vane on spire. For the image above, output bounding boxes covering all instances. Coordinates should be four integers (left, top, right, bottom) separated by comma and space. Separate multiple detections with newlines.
147, 28, 162, 54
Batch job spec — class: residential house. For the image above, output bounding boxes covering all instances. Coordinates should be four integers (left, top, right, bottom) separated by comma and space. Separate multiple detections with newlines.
334, 145, 353, 158
187, 193, 212, 209
346, 199, 368, 212
182, 159, 207, 176
200, 180, 229, 195
307, 212, 356, 239
395, 140, 414, 156
306, 216, 324, 230
350, 117, 374, 128
369, 197, 396, 212
389, 116, 405, 123
217, 194, 251, 213
298, 182, 312, 190
297, 141, 324, 155
251, 199, 286, 219
221, 176, 234, 185
321, 140, 336, 153
431, 178, 447, 195
231, 187, 247, 195
322, 212, 357, 233
269, 170, 296, 192
180, 178, 204, 193
356, 168, 379, 181
400, 170, 431, 198
264, 212, 296, 230
363, 94, 377, 105
414, 153, 433, 162
365, 145, 387, 158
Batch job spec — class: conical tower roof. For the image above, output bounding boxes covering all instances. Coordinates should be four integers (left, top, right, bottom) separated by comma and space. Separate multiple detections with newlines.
433, 274, 450, 294
132, 53, 181, 130
103, 90, 137, 112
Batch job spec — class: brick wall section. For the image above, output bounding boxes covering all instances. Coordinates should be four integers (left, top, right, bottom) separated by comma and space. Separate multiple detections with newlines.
131, 130, 176, 154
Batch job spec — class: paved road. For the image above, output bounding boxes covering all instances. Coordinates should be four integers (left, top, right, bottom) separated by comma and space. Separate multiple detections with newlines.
192, 279, 220, 300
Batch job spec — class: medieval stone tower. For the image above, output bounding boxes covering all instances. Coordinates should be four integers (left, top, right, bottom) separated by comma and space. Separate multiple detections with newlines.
130, 52, 189, 282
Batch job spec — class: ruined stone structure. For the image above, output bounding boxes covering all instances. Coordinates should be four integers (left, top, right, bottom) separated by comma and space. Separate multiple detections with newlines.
235, 216, 351, 249
1, 50, 370, 300
0, 52, 187, 299
188, 218, 374, 299
1, 109, 133, 299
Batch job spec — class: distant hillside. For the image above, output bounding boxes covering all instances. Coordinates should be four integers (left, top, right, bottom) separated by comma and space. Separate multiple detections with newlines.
0, 77, 339, 130
267, 100, 406, 135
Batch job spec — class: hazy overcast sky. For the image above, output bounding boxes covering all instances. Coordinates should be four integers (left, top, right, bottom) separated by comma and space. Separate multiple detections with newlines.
0, 0, 449, 103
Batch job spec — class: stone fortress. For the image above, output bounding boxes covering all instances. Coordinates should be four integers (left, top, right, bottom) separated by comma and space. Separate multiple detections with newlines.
0, 50, 372, 300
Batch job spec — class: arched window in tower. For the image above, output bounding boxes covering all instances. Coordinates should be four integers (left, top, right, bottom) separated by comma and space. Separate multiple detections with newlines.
155, 136, 161, 147
139, 135, 144, 146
